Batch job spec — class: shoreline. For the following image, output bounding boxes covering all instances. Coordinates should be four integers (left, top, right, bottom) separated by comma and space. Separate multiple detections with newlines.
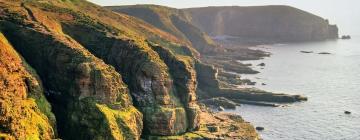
198, 38, 307, 109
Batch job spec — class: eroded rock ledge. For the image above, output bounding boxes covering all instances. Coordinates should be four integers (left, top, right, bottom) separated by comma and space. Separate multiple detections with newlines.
196, 62, 307, 109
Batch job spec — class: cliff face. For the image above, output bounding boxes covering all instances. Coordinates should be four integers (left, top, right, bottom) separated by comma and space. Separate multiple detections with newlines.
0, 0, 264, 140
108, 5, 220, 54
0, 0, 204, 139
0, 1, 143, 139
186, 6, 338, 42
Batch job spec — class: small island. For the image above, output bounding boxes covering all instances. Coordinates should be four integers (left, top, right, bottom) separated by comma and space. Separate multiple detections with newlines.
341, 35, 351, 39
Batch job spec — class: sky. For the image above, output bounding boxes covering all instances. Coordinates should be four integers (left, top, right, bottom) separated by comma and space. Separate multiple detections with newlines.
88, 0, 360, 35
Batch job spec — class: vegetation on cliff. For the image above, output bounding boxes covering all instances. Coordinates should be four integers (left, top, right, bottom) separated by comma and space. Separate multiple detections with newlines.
0, 32, 55, 139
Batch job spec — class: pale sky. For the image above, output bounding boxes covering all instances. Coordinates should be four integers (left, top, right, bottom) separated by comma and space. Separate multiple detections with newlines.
88, 0, 360, 35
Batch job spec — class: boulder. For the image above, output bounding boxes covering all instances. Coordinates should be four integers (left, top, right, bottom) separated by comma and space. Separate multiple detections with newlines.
341, 35, 351, 39
257, 63, 266, 66
344, 111, 351, 114
318, 52, 332, 55
300, 51, 313, 53
256, 127, 265, 131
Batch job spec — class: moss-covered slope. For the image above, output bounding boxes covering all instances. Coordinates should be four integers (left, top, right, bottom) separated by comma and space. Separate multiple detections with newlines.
0, 32, 55, 140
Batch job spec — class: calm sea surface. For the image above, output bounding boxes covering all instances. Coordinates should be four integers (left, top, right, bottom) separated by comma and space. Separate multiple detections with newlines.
226, 36, 360, 140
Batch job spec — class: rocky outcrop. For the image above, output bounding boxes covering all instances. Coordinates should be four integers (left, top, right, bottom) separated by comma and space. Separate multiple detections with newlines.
195, 61, 307, 104
146, 112, 260, 140
0, 32, 55, 139
148, 42, 201, 131
186, 6, 339, 43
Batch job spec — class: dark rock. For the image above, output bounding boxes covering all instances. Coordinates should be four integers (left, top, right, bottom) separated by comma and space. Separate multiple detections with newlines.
341, 35, 351, 39
232, 99, 280, 107
257, 63, 266, 66
300, 51, 313, 53
200, 97, 239, 109
247, 81, 257, 85
256, 127, 264, 131
318, 52, 332, 55
262, 83, 267, 86
207, 125, 220, 132
221, 88, 308, 103
344, 111, 351, 114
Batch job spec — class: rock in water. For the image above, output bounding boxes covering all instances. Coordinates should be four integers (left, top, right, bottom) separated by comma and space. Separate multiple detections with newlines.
344, 111, 351, 114
257, 63, 266, 66
300, 51, 314, 53
341, 35, 351, 39
318, 52, 332, 55
256, 127, 265, 131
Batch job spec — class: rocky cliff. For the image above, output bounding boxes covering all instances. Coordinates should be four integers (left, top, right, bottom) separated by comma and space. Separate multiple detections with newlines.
107, 5, 220, 54
185, 6, 338, 43
0, 0, 256, 139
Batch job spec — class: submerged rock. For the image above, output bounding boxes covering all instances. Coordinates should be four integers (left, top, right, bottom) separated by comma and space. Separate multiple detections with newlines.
257, 63, 266, 66
341, 35, 351, 39
300, 51, 314, 53
318, 52, 332, 55
344, 111, 351, 114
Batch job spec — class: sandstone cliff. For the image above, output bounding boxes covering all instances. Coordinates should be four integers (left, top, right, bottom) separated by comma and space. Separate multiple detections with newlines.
185, 5, 338, 43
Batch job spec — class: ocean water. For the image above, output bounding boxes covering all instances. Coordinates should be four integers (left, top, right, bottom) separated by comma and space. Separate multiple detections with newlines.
225, 36, 360, 140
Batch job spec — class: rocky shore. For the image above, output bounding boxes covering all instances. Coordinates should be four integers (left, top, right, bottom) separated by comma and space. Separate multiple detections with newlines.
196, 37, 308, 110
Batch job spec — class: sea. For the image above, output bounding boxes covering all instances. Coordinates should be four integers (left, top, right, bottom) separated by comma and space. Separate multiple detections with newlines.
225, 36, 360, 140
